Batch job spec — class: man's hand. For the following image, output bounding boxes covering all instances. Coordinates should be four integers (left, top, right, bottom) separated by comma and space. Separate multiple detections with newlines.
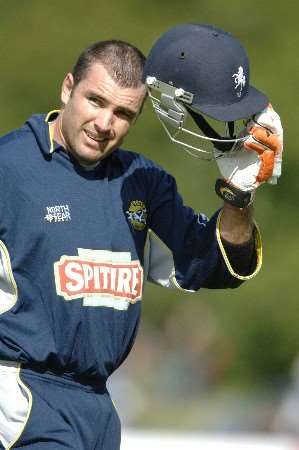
214, 104, 283, 208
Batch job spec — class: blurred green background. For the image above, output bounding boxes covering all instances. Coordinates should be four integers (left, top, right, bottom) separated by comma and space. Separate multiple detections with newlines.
0, 0, 298, 434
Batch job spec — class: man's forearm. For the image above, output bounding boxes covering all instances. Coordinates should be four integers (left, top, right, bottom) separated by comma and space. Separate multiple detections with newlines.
219, 202, 255, 244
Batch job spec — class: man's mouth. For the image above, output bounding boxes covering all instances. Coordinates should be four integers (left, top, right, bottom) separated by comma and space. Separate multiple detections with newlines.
84, 130, 109, 143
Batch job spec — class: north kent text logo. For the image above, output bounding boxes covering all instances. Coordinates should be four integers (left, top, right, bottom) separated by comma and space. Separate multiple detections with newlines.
126, 200, 147, 231
54, 249, 143, 310
45, 205, 71, 223
232, 66, 246, 98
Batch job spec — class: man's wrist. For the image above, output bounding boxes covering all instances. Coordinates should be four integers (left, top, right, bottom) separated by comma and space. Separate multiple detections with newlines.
215, 178, 254, 209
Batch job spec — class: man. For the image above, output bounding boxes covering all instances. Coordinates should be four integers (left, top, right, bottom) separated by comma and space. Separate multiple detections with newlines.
0, 30, 281, 450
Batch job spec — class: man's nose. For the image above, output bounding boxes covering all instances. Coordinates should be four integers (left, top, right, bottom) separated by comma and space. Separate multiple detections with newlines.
94, 109, 113, 133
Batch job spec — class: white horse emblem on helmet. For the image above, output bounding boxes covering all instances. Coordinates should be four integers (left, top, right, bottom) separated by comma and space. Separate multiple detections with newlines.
232, 66, 246, 97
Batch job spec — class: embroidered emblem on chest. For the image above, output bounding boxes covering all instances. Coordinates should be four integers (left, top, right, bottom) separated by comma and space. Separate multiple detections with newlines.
126, 200, 147, 231
44, 205, 71, 223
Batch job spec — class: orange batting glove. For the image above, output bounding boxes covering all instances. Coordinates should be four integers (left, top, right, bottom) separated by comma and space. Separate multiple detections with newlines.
244, 104, 283, 185
214, 104, 283, 208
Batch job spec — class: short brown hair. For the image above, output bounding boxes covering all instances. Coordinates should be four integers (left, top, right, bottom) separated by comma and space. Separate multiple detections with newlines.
72, 40, 146, 88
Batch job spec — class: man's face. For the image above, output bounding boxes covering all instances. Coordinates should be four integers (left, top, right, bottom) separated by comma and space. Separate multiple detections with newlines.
56, 62, 146, 166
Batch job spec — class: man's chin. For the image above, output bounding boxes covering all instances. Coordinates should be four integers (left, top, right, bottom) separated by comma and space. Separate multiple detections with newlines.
75, 146, 115, 167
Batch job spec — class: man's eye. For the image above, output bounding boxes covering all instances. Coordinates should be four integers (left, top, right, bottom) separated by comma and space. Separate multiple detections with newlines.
88, 97, 102, 106
116, 111, 133, 121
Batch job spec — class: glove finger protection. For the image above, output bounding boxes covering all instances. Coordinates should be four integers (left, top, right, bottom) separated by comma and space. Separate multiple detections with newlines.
215, 104, 283, 208
244, 104, 283, 184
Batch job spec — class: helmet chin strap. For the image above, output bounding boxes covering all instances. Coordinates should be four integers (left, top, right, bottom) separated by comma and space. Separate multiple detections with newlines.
187, 108, 235, 152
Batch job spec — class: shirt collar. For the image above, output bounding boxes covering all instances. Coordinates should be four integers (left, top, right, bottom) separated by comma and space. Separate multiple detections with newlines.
45, 110, 60, 154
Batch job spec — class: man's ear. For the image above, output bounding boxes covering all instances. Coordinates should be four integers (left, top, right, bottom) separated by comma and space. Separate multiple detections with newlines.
61, 73, 75, 105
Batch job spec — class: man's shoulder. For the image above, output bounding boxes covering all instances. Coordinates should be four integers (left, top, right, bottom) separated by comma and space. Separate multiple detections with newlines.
0, 122, 34, 153
0, 128, 28, 169
114, 148, 176, 195
0, 127, 28, 146
115, 147, 167, 173
0, 115, 45, 166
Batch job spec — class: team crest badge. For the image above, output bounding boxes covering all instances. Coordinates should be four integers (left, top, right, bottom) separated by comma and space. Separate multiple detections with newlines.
126, 200, 147, 231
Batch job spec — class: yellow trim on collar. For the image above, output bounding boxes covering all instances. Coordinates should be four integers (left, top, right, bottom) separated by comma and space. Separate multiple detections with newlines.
216, 209, 262, 280
45, 110, 60, 154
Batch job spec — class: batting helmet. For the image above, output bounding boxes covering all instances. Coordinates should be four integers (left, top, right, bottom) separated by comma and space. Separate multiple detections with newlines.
144, 23, 269, 158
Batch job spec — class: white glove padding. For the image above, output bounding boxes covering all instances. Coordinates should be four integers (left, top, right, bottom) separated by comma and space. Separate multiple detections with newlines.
215, 104, 283, 193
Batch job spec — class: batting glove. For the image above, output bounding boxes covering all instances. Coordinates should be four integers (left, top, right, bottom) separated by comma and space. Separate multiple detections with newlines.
214, 104, 283, 208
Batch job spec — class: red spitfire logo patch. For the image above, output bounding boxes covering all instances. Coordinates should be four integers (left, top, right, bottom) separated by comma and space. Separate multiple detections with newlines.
54, 249, 143, 310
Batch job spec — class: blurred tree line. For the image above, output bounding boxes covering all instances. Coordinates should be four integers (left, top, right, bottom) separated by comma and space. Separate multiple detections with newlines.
0, 0, 298, 405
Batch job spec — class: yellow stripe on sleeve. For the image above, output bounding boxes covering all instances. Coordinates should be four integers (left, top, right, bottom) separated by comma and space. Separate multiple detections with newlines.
216, 209, 263, 281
